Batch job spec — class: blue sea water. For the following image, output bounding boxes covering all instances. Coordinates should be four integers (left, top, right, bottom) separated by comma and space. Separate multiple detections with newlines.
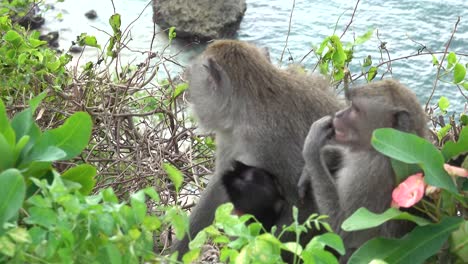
44, 0, 467, 112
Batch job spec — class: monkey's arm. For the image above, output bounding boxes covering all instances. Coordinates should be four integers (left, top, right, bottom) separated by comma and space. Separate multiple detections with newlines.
299, 116, 342, 228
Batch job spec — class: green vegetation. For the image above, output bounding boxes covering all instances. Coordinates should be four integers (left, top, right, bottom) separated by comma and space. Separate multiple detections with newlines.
0, 0, 467, 263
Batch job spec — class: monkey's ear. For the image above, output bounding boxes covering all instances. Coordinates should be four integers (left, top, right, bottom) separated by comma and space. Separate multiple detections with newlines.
393, 110, 413, 132
204, 58, 224, 85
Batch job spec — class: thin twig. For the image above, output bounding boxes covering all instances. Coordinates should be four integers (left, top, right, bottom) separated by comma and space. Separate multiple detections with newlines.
425, 16, 461, 111
341, 0, 361, 38
279, 0, 296, 64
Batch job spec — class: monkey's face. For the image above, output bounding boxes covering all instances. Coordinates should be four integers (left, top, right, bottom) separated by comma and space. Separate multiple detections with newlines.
333, 98, 393, 148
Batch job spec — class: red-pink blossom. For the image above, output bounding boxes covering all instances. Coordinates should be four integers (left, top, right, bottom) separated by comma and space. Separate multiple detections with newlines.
391, 173, 425, 208
444, 164, 468, 178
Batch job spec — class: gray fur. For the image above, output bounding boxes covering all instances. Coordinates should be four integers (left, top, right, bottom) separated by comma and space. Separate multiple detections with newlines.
174, 40, 342, 255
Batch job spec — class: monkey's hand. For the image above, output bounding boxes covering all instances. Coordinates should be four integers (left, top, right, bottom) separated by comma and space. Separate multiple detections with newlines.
303, 116, 334, 161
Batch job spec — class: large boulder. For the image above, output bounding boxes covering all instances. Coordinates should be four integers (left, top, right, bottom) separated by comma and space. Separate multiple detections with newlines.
152, 0, 247, 41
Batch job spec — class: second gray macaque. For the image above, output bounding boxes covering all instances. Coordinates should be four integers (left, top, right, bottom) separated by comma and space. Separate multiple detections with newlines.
298, 79, 427, 262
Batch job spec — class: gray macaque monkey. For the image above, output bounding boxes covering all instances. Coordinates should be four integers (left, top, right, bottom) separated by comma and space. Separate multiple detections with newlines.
298, 79, 427, 262
174, 40, 342, 256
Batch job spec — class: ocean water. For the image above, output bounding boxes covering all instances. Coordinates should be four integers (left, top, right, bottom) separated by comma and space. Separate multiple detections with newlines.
43, 0, 467, 112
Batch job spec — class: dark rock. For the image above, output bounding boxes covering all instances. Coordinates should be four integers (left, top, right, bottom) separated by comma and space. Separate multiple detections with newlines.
85, 10, 98, 20
69, 45, 84, 53
18, 15, 45, 30
152, 0, 247, 42
40, 31, 59, 47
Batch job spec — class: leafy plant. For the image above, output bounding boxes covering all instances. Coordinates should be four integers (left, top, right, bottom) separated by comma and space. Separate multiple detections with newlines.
341, 127, 468, 263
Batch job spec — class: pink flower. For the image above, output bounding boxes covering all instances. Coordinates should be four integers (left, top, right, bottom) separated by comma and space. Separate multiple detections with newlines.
444, 164, 468, 178
391, 173, 425, 208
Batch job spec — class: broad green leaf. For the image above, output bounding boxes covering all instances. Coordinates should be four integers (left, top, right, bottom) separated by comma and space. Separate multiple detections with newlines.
7, 227, 31, 244
442, 126, 468, 161
447, 52, 456, 69
330, 35, 346, 66
348, 217, 463, 264
0, 169, 26, 225
461, 114, 468, 126
453, 63, 466, 84
302, 248, 339, 264
109, 14, 121, 34
0, 99, 15, 145
316, 37, 331, 56
163, 163, 183, 193
450, 220, 468, 262
13, 135, 29, 162
342, 208, 431, 232
29, 91, 47, 113
463, 82, 468, 91
354, 29, 374, 45
142, 187, 160, 202
363, 55, 372, 67
438, 96, 450, 112
78, 33, 101, 49
437, 124, 452, 142
11, 108, 34, 141
103, 244, 122, 264
0, 134, 14, 170
62, 164, 97, 195
372, 128, 457, 193
3, 30, 22, 46
29, 112, 92, 160
173, 82, 188, 99
367, 66, 378, 82
182, 249, 200, 264
22, 146, 66, 163
308, 232, 345, 255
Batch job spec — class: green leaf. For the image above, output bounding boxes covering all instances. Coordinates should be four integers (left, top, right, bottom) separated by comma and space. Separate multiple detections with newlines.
168, 26, 177, 41
29, 91, 47, 113
348, 217, 463, 264
367, 66, 378, 81
460, 114, 468, 126
447, 52, 457, 69
330, 35, 346, 66
372, 128, 457, 193
3, 30, 22, 46
77, 33, 101, 49
109, 14, 121, 34
308, 232, 345, 255
442, 126, 468, 161
0, 134, 14, 170
62, 164, 97, 195
354, 29, 374, 45
163, 163, 183, 193
463, 82, 468, 91
29, 112, 92, 160
450, 220, 468, 262
438, 96, 450, 112
431, 55, 439, 66
363, 55, 372, 67
342, 208, 431, 232
22, 146, 66, 163
0, 99, 15, 145
453, 63, 466, 84
0, 169, 26, 225
437, 124, 452, 142
173, 83, 188, 99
